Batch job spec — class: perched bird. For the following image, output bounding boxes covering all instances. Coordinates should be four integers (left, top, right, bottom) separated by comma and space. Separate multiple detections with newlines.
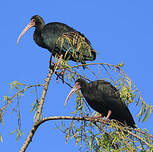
17, 15, 96, 64
64, 78, 136, 128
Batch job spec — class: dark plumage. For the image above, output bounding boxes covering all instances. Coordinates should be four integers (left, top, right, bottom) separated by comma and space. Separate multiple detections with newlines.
17, 15, 96, 64
65, 78, 136, 128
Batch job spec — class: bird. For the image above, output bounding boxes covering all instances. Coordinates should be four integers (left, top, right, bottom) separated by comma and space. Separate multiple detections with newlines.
17, 15, 96, 65
64, 78, 136, 128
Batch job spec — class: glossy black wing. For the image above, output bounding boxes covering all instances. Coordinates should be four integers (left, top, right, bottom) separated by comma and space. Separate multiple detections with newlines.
87, 80, 136, 127
82, 80, 120, 116
90, 80, 120, 100
41, 22, 96, 62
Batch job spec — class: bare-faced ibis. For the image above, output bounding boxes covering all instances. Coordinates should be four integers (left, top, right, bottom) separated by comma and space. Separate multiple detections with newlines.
64, 78, 136, 128
17, 15, 96, 64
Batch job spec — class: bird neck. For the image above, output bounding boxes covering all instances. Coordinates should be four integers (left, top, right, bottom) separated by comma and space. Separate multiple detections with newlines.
80, 81, 89, 95
35, 23, 44, 31
33, 28, 45, 48
33, 20, 45, 47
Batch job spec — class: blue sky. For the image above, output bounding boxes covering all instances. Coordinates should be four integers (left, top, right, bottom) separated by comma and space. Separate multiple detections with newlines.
0, 0, 153, 151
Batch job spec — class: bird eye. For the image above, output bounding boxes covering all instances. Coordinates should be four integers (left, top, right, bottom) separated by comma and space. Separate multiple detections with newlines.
31, 19, 36, 22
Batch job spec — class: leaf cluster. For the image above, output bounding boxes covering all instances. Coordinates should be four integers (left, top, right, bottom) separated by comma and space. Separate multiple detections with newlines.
0, 60, 153, 151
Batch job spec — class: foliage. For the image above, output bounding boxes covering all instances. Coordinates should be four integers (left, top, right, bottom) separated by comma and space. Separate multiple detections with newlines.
0, 57, 153, 151
56, 32, 95, 63
0, 82, 43, 141
54, 61, 153, 151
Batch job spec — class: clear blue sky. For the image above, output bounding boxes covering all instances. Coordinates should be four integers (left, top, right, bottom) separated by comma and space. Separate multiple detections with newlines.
0, 0, 153, 151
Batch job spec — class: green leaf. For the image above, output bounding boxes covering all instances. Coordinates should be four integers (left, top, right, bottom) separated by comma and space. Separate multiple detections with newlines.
10, 130, 17, 134
142, 108, 150, 122
117, 62, 124, 67
95, 137, 100, 146
137, 104, 144, 117
0, 134, 3, 143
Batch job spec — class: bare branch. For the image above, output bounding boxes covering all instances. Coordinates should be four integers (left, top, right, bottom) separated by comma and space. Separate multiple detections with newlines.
19, 68, 53, 152
37, 116, 108, 126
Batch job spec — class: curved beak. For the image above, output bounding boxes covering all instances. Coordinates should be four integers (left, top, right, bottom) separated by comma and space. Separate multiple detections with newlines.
17, 20, 35, 45
64, 83, 80, 107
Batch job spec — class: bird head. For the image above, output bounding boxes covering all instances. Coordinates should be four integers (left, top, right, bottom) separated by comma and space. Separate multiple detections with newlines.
30, 15, 44, 28
17, 15, 44, 45
64, 78, 87, 107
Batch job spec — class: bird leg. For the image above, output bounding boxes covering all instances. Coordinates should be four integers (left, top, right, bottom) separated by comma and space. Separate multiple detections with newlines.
55, 54, 65, 83
49, 54, 53, 70
105, 110, 112, 121
56, 54, 63, 69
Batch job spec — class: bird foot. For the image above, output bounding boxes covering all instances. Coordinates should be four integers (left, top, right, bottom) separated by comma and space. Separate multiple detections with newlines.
86, 115, 111, 124
87, 116, 104, 122
49, 55, 54, 70
82, 111, 112, 123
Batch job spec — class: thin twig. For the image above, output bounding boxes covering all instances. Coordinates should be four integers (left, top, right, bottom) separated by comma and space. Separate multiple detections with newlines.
0, 84, 44, 117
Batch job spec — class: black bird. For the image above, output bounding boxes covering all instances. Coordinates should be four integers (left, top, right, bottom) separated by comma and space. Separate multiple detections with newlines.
17, 15, 96, 64
64, 78, 136, 128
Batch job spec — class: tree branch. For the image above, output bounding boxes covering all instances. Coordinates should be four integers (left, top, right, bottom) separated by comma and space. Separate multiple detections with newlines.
19, 68, 53, 152
36, 116, 109, 126
36, 116, 151, 148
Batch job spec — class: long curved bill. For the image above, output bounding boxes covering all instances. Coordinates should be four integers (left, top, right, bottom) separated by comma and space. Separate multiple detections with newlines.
17, 20, 35, 45
64, 85, 80, 107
